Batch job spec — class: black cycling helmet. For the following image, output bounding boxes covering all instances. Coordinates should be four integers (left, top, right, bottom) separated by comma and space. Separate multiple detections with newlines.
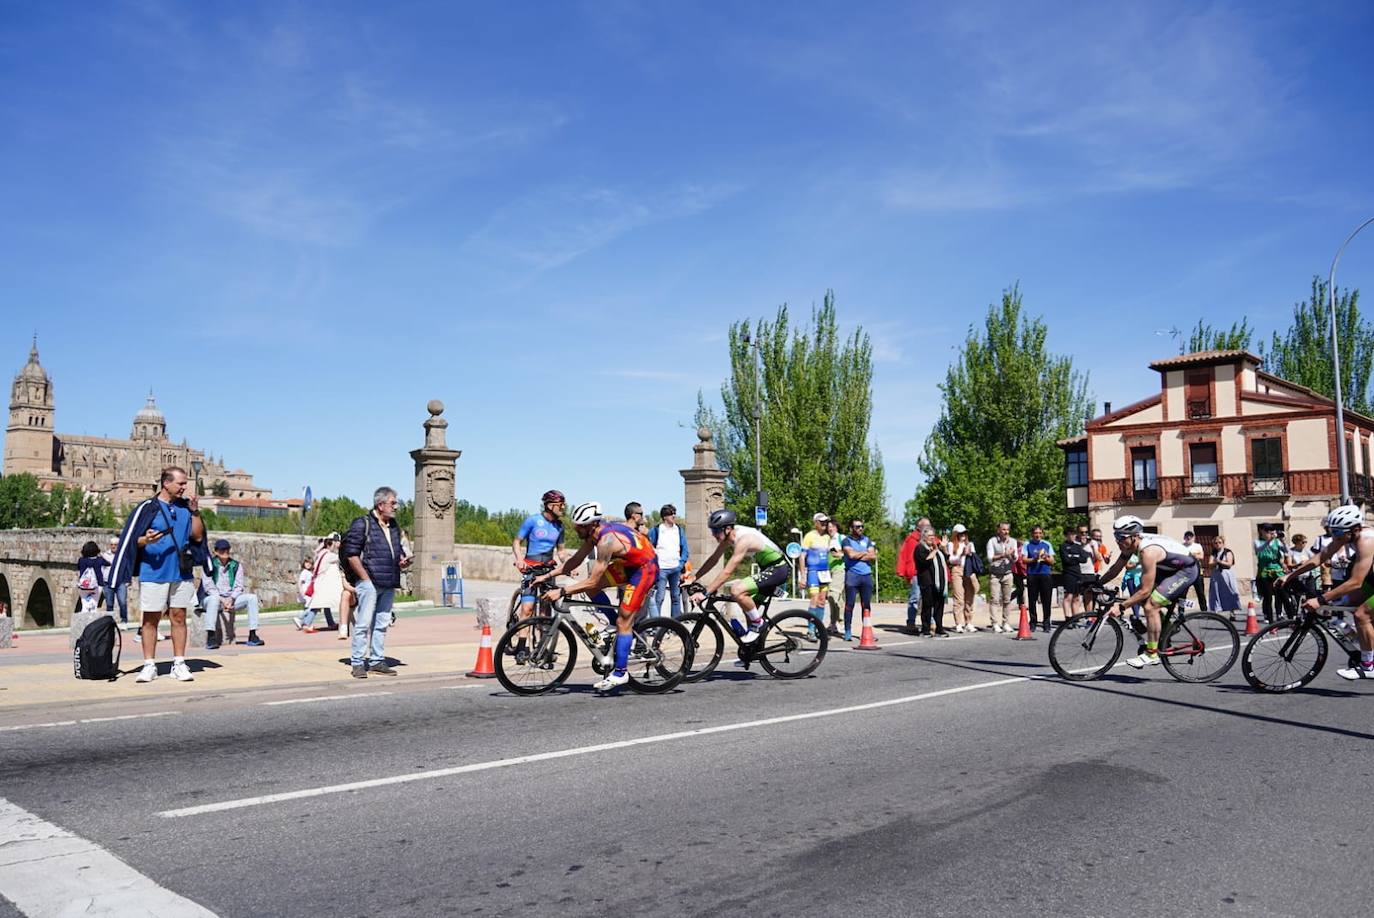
541, 489, 566, 506
708, 508, 737, 532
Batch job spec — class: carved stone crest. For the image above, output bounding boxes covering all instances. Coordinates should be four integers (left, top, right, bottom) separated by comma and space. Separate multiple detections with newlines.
426, 468, 455, 517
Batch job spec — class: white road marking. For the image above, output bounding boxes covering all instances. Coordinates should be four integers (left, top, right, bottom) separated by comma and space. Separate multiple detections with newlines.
0, 797, 217, 916
263, 692, 394, 706
0, 711, 178, 733
160, 672, 1041, 818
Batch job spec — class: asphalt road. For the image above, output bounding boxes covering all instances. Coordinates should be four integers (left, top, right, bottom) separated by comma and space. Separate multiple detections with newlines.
1, 626, 1370, 917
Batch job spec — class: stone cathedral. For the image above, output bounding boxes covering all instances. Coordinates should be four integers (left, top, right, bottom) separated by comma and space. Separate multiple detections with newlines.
4, 339, 269, 508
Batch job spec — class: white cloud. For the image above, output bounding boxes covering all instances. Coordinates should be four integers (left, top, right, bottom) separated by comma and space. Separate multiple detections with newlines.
460, 181, 742, 279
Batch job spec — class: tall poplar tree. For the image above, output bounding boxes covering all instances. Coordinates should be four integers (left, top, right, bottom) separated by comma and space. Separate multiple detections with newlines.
1262, 277, 1373, 413
1186, 318, 1253, 353
910, 285, 1092, 544
716, 292, 885, 546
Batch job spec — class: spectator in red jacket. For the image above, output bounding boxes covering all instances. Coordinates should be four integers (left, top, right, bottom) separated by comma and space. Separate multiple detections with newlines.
897, 517, 929, 632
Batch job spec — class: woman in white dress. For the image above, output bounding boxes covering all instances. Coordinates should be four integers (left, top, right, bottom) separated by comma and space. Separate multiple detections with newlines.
296, 534, 343, 633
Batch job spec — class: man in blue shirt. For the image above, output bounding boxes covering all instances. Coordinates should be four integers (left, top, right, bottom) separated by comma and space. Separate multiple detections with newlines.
840, 519, 877, 640
116, 466, 206, 684
511, 489, 567, 618
1021, 525, 1056, 632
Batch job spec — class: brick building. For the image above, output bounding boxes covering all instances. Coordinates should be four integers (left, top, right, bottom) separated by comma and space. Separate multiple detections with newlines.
1060, 350, 1373, 581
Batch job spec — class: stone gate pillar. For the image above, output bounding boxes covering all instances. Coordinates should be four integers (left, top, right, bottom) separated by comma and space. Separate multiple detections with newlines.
410, 401, 461, 603
680, 427, 728, 569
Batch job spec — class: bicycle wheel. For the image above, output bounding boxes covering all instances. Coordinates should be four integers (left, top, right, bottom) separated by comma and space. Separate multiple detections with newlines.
678, 612, 725, 682
506, 590, 523, 632
757, 610, 829, 679
494, 617, 578, 695
626, 617, 693, 693
1160, 612, 1239, 683
1241, 620, 1327, 693
1048, 613, 1123, 681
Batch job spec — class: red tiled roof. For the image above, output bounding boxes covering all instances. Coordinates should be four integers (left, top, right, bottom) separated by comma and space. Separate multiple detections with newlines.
1148, 350, 1261, 372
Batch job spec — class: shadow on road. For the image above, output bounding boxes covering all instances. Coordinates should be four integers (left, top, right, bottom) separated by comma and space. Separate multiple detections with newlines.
894, 651, 1374, 742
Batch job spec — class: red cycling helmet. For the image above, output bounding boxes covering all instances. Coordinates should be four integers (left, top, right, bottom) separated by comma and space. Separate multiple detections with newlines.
542, 489, 566, 506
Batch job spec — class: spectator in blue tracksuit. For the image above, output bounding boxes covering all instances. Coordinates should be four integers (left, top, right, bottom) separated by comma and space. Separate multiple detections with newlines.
341, 486, 411, 679
841, 519, 878, 639
646, 505, 689, 618
1021, 526, 1056, 632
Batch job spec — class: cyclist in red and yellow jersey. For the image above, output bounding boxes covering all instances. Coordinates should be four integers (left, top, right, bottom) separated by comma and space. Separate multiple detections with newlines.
537, 501, 661, 691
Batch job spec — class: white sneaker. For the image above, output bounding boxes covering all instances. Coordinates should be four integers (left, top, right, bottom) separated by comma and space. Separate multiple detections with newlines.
1336, 665, 1374, 681
135, 662, 158, 683
739, 626, 762, 644
593, 670, 629, 691
170, 661, 194, 682
292, 616, 305, 631
965, 624, 978, 633
1125, 652, 1160, 669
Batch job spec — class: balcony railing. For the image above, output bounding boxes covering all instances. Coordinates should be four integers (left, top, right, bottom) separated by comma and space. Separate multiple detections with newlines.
1248, 475, 1288, 497
1187, 398, 1212, 420
1183, 478, 1220, 499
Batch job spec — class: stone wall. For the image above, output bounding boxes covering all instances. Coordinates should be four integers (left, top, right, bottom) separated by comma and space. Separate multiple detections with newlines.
0, 529, 521, 628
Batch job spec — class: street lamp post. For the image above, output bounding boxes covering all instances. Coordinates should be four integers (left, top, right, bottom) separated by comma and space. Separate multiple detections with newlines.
742, 328, 765, 517
1329, 215, 1374, 506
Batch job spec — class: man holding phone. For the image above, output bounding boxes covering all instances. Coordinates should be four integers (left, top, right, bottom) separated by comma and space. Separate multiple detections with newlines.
107, 466, 207, 683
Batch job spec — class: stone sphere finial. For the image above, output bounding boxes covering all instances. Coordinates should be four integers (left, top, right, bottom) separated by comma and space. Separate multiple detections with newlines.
427, 400, 444, 417
697, 426, 712, 442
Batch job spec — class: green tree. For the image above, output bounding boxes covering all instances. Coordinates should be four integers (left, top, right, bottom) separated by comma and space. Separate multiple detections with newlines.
211, 480, 230, 498
453, 500, 528, 546
1262, 277, 1373, 413
715, 291, 886, 549
0, 474, 116, 529
910, 285, 1093, 547
1186, 318, 1253, 353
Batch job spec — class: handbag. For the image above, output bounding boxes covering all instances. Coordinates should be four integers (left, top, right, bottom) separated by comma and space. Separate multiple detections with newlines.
965, 550, 985, 577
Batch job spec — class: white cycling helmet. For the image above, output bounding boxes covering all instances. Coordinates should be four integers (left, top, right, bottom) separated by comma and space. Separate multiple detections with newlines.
570, 501, 603, 526
1323, 504, 1364, 536
1112, 515, 1145, 540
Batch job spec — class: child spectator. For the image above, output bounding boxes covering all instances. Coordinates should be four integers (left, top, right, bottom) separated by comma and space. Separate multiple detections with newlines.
76, 540, 104, 614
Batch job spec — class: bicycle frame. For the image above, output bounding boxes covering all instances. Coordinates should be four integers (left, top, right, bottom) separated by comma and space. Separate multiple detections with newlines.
1074, 587, 1194, 657
689, 589, 779, 656
1269, 586, 1363, 666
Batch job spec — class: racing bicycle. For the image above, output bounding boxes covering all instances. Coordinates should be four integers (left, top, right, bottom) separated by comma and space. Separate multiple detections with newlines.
677, 582, 828, 681
505, 561, 559, 631
1240, 580, 1366, 692
1048, 582, 1240, 683
494, 581, 694, 695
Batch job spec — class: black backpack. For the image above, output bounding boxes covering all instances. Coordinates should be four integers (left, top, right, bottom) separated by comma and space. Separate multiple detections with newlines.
73, 616, 121, 681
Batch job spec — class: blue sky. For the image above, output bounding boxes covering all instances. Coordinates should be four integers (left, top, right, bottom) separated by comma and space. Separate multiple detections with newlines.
4, 1, 1374, 517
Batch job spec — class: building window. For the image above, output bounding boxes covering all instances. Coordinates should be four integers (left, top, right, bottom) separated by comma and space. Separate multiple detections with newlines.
1131, 446, 1158, 499
1252, 438, 1282, 479
1189, 443, 1218, 484
1066, 446, 1088, 487
1185, 370, 1212, 419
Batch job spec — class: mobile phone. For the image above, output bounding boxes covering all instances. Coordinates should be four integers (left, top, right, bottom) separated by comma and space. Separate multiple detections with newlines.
148, 527, 173, 540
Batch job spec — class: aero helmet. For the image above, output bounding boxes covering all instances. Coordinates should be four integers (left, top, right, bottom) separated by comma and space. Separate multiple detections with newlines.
708, 508, 738, 532
570, 501, 603, 526
1324, 504, 1364, 536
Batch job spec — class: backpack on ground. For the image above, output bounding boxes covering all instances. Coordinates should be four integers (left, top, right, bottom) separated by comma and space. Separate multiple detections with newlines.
73, 615, 121, 681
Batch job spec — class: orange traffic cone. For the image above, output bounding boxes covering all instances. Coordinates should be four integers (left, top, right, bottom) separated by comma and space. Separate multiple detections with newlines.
466, 622, 496, 678
854, 609, 881, 650
1013, 604, 1037, 641
1244, 601, 1259, 636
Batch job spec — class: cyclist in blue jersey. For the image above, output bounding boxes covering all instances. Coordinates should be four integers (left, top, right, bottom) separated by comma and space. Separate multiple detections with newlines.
511, 489, 567, 619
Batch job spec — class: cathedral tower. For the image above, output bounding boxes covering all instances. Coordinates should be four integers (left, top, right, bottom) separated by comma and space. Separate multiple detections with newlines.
4, 337, 56, 476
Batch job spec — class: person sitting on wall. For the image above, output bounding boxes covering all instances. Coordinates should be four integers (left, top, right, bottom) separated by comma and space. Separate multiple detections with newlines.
203, 538, 265, 649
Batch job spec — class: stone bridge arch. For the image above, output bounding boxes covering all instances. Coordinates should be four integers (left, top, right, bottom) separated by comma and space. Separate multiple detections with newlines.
25, 576, 54, 628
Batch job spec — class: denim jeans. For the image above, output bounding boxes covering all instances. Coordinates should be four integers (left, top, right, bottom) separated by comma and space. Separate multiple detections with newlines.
906, 578, 921, 628
102, 584, 128, 622
647, 567, 682, 618
205, 592, 260, 630
351, 580, 395, 666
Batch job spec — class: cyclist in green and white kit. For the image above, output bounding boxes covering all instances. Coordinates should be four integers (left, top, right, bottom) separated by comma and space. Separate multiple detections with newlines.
685, 509, 790, 644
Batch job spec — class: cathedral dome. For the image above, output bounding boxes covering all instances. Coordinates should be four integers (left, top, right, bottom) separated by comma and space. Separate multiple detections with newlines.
134, 392, 165, 424
16, 337, 49, 383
